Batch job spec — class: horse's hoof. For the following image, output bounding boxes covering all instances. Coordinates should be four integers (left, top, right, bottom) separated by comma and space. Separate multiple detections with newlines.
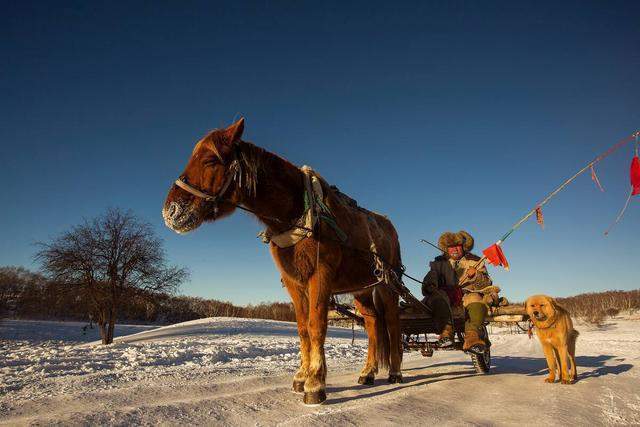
303, 390, 327, 406
388, 374, 403, 384
358, 375, 374, 385
292, 380, 305, 393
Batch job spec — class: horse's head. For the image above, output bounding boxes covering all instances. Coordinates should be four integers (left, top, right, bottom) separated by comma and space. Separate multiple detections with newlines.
163, 118, 245, 234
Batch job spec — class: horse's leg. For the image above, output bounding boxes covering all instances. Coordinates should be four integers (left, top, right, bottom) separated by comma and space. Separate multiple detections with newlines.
282, 277, 310, 393
303, 273, 331, 405
381, 288, 403, 383
353, 293, 378, 385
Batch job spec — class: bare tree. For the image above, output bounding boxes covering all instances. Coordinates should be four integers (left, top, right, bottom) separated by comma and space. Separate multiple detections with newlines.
36, 208, 188, 344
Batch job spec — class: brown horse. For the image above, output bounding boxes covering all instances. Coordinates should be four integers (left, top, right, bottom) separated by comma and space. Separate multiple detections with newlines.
162, 118, 403, 405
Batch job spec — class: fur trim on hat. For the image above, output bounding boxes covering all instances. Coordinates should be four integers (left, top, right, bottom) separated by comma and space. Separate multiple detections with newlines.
438, 230, 474, 253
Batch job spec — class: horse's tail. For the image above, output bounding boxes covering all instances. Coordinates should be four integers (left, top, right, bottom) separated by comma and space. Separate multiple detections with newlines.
373, 287, 391, 371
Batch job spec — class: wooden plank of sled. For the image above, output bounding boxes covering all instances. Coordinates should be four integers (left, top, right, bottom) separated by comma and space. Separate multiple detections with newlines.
491, 305, 527, 316
489, 314, 526, 322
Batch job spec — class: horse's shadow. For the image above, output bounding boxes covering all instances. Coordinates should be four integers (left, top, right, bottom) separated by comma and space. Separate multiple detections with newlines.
326, 370, 479, 404
326, 354, 633, 404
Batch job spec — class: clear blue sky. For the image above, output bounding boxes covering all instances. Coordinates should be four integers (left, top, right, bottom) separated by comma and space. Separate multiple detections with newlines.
1, 1, 639, 305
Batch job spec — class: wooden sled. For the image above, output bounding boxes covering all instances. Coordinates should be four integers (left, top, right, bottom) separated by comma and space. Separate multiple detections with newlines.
399, 303, 529, 374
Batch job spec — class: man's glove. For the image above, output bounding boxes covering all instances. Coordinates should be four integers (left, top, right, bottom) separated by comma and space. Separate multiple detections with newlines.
482, 292, 500, 307
466, 267, 477, 278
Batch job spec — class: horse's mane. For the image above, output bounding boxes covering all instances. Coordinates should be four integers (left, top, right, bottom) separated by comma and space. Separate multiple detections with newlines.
241, 141, 301, 182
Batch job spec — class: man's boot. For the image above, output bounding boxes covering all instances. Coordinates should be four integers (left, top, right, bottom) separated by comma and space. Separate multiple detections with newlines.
437, 324, 454, 347
463, 328, 486, 353
463, 301, 487, 353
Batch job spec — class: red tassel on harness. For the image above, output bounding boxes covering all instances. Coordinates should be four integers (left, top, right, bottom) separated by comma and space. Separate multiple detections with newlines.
631, 156, 640, 196
482, 243, 510, 271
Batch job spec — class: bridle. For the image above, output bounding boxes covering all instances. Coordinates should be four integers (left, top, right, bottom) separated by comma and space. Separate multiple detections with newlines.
173, 153, 241, 217
172, 144, 295, 227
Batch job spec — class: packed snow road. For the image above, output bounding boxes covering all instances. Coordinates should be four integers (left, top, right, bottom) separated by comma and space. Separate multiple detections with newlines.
1, 317, 639, 425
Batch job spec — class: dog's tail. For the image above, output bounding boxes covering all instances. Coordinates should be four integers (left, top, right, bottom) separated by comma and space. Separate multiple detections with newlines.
569, 329, 579, 353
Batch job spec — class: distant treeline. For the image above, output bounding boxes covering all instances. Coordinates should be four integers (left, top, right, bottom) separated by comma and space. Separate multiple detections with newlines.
0, 266, 295, 324
557, 289, 640, 325
3, 266, 639, 326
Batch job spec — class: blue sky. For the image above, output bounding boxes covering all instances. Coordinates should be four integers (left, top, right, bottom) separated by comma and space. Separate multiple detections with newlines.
1, 1, 639, 304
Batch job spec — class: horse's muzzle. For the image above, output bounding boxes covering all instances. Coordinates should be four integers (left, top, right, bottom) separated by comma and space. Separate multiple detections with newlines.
163, 202, 200, 233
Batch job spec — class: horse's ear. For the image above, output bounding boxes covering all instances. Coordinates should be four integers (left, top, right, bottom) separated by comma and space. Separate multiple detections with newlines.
222, 117, 245, 145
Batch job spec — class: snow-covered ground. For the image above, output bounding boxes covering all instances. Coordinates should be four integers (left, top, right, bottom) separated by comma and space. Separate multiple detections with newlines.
1, 317, 639, 426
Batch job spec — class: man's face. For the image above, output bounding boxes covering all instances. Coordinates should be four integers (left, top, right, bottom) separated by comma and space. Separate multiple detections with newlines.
447, 245, 464, 260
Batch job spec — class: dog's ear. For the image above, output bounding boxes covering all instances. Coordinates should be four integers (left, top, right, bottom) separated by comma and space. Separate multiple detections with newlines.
550, 297, 566, 312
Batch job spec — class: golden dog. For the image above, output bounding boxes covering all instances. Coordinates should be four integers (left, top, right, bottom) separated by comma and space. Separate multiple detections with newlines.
525, 295, 579, 384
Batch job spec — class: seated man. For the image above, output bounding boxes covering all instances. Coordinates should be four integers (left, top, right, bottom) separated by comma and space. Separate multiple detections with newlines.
422, 230, 501, 352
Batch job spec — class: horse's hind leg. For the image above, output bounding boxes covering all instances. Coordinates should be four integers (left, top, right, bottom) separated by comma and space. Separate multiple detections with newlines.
282, 277, 310, 393
379, 287, 402, 383
353, 293, 378, 385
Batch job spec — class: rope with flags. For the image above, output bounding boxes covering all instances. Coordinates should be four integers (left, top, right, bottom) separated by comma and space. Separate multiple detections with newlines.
479, 130, 640, 272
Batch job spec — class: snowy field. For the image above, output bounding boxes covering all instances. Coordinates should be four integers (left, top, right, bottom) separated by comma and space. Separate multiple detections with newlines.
1, 317, 639, 426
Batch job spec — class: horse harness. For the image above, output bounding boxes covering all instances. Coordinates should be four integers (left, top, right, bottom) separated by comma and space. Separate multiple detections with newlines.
172, 149, 430, 312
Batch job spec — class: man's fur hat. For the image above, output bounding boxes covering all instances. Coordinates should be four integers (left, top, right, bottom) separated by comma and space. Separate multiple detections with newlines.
438, 230, 474, 253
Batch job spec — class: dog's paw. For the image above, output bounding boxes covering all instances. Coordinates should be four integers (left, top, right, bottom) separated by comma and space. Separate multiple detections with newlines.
561, 379, 575, 385
544, 378, 556, 384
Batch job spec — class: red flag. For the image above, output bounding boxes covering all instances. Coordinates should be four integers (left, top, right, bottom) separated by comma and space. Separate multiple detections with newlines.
535, 206, 544, 230
482, 243, 510, 271
631, 156, 640, 196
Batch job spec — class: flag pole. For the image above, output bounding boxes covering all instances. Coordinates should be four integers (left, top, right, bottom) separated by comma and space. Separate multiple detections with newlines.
476, 131, 639, 272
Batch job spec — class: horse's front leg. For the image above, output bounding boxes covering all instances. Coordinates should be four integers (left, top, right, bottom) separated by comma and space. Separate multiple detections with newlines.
304, 274, 330, 405
282, 277, 310, 393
